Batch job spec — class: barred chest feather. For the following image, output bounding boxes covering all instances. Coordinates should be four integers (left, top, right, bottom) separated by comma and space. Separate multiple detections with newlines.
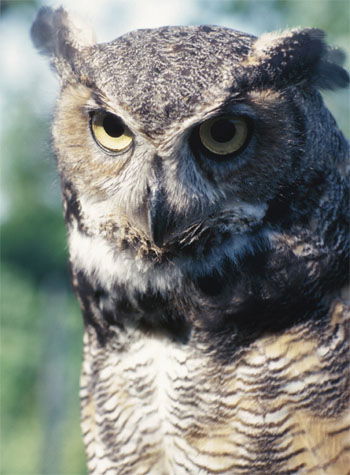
69, 210, 350, 474
80, 301, 350, 475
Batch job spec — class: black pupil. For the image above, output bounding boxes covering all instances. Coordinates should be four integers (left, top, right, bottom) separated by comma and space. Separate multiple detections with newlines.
103, 115, 125, 137
210, 119, 236, 143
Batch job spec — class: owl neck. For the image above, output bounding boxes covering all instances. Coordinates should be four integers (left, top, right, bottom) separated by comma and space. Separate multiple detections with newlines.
66, 166, 349, 349
69, 231, 346, 351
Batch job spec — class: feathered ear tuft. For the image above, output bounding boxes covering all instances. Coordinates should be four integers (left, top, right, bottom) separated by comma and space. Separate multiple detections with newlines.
30, 6, 96, 80
314, 46, 350, 90
245, 28, 349, 90
30, 6, 58, 57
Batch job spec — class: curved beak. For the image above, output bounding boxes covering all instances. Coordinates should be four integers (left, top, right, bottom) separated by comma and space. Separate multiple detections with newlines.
131, 156, 172, 248
147, 180, 169, 247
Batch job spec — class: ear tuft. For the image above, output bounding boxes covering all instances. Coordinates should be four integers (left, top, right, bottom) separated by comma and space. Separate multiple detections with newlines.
30, 6, 59, 57
31, 7, 95, 78
246, 28, 349, 91
314, 46, 350, 90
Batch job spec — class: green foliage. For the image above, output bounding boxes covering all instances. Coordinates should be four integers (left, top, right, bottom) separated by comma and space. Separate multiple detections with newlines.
1, 4, 86, 472
0, 0, 41, 15
1, 90, 69, 282
1, 265, 86, 474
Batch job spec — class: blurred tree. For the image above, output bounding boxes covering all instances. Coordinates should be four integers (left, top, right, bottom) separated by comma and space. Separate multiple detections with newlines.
1, 2, 86, 473
1, 97, 69, 283
0, 0, 41, 15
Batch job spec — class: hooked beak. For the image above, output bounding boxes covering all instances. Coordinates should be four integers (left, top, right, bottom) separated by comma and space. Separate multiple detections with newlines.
146, 180, 169, 247
132, 157, 171, 248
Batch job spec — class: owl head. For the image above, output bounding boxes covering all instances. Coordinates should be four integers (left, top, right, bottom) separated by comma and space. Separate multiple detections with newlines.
31, 7, 349, 334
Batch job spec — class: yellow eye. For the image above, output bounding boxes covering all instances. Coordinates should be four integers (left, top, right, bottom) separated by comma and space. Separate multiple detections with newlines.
91, 111, 133, 152
199, 115, 249, 156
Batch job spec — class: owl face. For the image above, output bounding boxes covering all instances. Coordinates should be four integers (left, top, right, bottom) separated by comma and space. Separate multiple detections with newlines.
32, 8, 349, 301
52, 26, 308, 255
54, 81, 299, 245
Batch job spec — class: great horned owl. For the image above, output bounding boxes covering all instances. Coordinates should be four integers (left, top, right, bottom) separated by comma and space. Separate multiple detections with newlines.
31, 7, 350, 474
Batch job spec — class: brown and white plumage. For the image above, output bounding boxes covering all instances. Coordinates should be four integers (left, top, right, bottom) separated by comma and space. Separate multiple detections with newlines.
31, 7, 350, 474
79, 300, 349, 474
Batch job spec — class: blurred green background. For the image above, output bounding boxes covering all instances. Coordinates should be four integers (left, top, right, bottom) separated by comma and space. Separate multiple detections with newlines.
1, 0, 348, 473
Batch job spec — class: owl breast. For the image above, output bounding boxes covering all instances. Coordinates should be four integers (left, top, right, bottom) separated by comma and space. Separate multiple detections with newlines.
80, 302, 350, 474
81, 331, 199, 474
